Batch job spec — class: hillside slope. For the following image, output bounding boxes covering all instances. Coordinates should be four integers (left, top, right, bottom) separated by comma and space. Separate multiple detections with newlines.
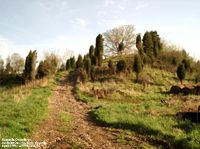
74, 55, 200, 148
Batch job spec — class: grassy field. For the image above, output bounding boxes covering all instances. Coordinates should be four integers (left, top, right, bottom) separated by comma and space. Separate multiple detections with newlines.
0, 72, 66, 139
75, 65, 200, 148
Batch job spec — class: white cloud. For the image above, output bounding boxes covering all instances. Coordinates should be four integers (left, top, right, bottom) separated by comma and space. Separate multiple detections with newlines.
135, 1, 148, 11
70, 18, 88, 27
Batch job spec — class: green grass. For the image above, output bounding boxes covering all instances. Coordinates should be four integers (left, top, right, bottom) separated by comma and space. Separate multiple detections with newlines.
0, 72, 68, 140
90, 103, 200, 148
74, 87, 95, 103
74, 64, 200, 148
0, 85, 53, 139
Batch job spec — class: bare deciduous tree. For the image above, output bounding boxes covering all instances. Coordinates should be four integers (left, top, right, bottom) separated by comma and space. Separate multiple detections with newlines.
43, 51, 60, 74
10, 53, 24, 74
103, 25, 135, 55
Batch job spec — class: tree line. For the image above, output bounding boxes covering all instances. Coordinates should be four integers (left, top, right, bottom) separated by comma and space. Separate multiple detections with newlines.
1, 25, 200, 85
59, 25, 200, 85
0, 50, 60, 84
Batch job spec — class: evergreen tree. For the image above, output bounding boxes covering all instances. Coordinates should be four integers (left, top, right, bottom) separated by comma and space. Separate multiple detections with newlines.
150, 31, 162, 57
84, 57, 91, 78
91, 65, 95, 82
153, 41, 159, 57
37, 61, 49, 78
76, 55, 83, 69
136, 34, 143, 55
91, 55, 97, 66
81, 69, 87, 83
143, 31, 153, 56
89, 45, 95, 59
95, 34, 104, 66
133, 54, 142, 81
70, 56, 76, 69
24, 51, 31, 79
66, 59, 71, 70
24, 50, 37, 81
182, 59, 191, 72
177, 63, 186, 84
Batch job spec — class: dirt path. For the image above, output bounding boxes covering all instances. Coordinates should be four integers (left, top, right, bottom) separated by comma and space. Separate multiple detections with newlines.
32, 76, 135, 149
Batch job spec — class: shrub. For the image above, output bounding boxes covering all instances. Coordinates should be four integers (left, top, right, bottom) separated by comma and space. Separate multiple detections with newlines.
36, 53, 59, 79
59, 63, 65, 71
116, 60, 126, 73
177, 63, 186, 84
36, 61, 49, 79
43, 52, 59, 74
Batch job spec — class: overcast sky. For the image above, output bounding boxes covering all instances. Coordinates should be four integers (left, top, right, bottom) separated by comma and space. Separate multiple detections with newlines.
0, 0, 200, 60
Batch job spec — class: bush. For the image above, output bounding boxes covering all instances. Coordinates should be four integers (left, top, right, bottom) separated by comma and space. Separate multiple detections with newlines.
36, 61, 49, 79
116, 60, 126, 73
0, 73, 25, 85
59, 63, 65, 71
177, 63, 186, 84
36, 53, 59, 79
